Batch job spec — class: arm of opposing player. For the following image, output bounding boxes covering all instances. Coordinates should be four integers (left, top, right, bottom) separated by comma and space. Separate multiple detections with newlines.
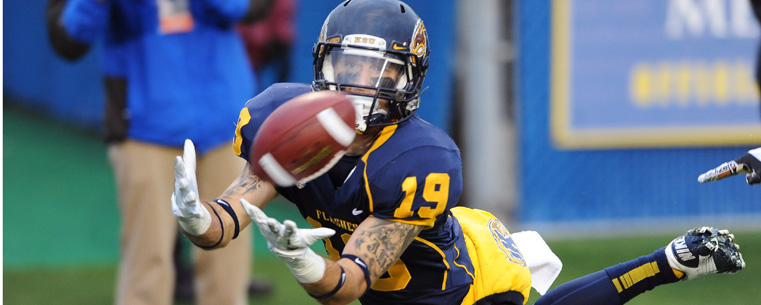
698, 147, 761, 185
301, 217, 423, 305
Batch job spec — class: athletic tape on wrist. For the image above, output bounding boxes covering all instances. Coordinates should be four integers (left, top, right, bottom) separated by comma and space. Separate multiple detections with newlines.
308, 266, 346, 299
287, 249, 327, 284
213, 199, 240, 239
341, 254, 371, 292
191, 201, 224, 249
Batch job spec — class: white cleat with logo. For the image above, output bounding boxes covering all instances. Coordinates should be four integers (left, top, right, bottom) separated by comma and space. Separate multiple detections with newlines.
665, 226, 745, 281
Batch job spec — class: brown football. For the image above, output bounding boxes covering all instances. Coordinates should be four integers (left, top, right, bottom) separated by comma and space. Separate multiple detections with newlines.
250, 91, 357, 186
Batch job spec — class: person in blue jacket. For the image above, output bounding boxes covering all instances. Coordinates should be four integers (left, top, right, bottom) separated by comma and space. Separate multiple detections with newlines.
46, 0, 274, 304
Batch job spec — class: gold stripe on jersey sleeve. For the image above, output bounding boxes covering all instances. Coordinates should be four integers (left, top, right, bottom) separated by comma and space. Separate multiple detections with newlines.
361, 124, 398, 213
385, 218, 436, 227
233, 107, 252, 156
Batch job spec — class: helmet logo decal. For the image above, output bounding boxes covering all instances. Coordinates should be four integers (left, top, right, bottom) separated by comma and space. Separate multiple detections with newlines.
488, 219, 526, 267
411, 21, 428, 57
354, 37, 375, 44
392, 43, 407, 50
342, 34, 387, 50
318, 16, 329, 42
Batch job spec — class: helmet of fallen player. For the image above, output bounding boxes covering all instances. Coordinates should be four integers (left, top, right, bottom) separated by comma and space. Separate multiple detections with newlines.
312, 0, 430, 133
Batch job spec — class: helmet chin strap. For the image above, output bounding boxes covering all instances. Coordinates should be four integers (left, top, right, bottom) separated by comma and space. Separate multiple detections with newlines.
346, 94, 390, 133
347, 95, 372, 132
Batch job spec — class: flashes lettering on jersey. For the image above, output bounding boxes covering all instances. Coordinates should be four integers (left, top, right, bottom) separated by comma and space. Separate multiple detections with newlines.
315, 209, 359, 232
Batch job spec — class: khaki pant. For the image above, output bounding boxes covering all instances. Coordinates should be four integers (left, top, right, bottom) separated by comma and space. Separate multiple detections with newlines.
110, 140, 252, 305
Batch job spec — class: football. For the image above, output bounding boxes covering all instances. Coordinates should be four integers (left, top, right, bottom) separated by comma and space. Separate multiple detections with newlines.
250, 91, 357, 187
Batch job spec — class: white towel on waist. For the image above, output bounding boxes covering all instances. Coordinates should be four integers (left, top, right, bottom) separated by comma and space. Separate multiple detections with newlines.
511, 231, 563, 295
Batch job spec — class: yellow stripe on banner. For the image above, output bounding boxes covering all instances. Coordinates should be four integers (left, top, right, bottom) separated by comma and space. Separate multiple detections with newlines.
361, 125, 397, 213
414, 236, 450, 290
550, 0, 572, 148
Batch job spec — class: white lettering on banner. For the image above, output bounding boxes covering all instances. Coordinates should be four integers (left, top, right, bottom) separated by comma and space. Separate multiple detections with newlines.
665, 0, 759, 39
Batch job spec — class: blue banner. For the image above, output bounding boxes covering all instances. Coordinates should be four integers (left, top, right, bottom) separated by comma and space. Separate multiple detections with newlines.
551, 0, 761, 148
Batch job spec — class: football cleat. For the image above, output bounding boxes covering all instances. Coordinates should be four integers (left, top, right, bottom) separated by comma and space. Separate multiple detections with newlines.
665, 226, 745, 280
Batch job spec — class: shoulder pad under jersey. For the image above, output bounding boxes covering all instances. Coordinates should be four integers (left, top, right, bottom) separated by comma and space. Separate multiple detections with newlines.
232, 83, 312, 160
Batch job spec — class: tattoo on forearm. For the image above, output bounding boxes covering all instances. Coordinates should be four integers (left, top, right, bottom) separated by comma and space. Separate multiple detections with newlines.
221, 165, 261, 197
237, 174, 261, 194
351, 221, 422, 279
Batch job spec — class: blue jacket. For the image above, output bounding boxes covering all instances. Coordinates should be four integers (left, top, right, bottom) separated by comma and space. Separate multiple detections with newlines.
61, 0, 256, 154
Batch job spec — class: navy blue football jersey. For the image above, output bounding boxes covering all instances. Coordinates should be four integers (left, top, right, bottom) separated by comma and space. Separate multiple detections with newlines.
234, 83, 474, 305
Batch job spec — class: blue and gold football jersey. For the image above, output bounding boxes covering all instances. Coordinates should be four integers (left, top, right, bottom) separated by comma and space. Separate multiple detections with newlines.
234, 83, 478, 304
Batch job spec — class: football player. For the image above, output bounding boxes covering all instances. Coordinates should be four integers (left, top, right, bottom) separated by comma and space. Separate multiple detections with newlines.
171, 1, 746, 304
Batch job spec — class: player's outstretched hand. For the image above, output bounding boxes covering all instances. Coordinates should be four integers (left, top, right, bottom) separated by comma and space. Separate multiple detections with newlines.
171, 139, 212, 235
698, 147, 761, 185
241, 198, 335, 283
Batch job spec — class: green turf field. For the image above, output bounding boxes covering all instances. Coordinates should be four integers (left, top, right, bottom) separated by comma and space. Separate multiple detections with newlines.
5, 231, 760, 305
5, 104, 760, 304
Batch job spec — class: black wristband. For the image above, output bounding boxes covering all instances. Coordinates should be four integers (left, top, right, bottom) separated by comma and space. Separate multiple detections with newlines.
191, 201, 224, 250
341, 254, 371, 292
308, 266, 346, 299
213, 199, 240, 239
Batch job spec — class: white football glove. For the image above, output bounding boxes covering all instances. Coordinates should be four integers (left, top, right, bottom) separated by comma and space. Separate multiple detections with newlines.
241, 198, 335, 283
171, 139, 212, 236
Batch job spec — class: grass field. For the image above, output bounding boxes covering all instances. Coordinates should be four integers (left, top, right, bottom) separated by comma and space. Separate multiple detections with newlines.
5, 231, 760, 305
4, 103, 760, 304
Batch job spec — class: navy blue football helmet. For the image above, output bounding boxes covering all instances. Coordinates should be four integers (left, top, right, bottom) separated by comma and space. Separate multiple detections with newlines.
312, 0, 430, 132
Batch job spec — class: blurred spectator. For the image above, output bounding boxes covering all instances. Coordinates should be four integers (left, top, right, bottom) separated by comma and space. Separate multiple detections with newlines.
237, 0, 295, 87
46, 0, 274, 305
